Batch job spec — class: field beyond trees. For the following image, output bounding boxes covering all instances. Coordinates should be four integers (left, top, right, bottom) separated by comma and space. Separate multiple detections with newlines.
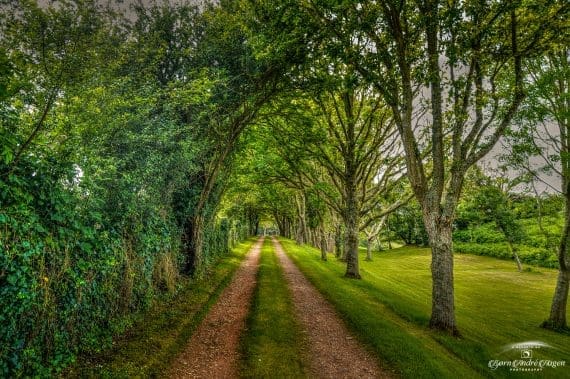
283, 239, 570, 378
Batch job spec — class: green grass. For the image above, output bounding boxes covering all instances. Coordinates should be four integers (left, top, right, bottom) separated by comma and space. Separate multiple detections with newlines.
280, 238, 570, 379
66, 238, 257, 378
239, 239, 309, 378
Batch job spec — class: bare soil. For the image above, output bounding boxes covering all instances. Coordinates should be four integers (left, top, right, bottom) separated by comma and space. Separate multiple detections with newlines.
272, 237, 392, 379
165, 237, 263, 378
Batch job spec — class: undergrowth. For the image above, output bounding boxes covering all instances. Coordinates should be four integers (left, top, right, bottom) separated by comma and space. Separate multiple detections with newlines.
66, 238, 257, 378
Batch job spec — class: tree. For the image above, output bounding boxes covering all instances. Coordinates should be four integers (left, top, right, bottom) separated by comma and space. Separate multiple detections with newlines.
506, 47, 570, 330
1, 0, 104, 174
463, 172, 526, 271
310, 88, 405, 278
0, 2, 207, 373
363, 217, 386, 261
388, 200, 429, 246
303, 0, 567, 333
180, 0, 312, 274
265, 83, 407, 278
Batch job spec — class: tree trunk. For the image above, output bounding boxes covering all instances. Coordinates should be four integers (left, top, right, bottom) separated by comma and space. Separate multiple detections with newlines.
327, 232, 335, 253
183, 213, 204, 275
507, 240, 523, 272
345, 220, 360, 278
340, 234, 348, 261
424, 214, 458, 335
295, 193, 308, 244
320, 226, 327, 261
547, 270, 569, 329
275, 214, 285, 237
334, 225, 343, 258
182, 218, 193, 274
344, 185, 361, 279
311, 228, 318, 248
385, 219, 392, 249
544, 198, 570, 330
280, 217, 289, 238
366, 238, 373, 261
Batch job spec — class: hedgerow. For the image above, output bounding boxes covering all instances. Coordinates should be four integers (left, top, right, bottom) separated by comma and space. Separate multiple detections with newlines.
0, 157, 239, 376
454, 242, 559, 269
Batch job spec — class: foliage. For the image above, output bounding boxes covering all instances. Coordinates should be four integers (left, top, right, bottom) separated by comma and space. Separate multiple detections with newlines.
0, 1, 251, 376
298, 0, 568, 332
387, 200, 429, 246
453, 213, 564, 269
453, 223, 505, 244
68, 239, 256, 378
464, 184, 526, 253
1, 0, 569, 374
454, 243, 559, 268
502, 44, 570, 328
454, 171, 564, 269
0, 152, 182, 376
511, 194, 565, 220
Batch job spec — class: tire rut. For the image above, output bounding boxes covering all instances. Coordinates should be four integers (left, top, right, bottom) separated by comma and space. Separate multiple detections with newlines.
165, 237, 264, 378
271, 237, 393, 379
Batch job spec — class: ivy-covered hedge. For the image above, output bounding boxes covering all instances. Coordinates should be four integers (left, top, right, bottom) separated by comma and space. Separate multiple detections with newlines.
0, 1, 262, 376
0, 161, 239, 377
1, 171, 160, 375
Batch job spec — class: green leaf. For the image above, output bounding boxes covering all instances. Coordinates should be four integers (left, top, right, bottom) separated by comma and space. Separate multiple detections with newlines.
80, 242, 93, 253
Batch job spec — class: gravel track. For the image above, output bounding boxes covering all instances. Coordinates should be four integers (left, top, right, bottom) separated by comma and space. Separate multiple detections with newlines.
272, 237, 391, 379
165, 237, 263, 378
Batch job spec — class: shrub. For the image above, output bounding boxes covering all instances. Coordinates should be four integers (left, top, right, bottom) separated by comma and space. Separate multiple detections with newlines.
454, 242, 558, 268
453, 224, 504, 244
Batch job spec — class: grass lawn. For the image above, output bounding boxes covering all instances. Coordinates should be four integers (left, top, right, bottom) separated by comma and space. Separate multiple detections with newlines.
239, 239, 309, 377
67, 238, 257, 378
282, 239, 570, 379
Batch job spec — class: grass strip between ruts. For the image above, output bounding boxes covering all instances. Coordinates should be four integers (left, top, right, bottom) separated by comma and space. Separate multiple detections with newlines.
239, 238, 310, 378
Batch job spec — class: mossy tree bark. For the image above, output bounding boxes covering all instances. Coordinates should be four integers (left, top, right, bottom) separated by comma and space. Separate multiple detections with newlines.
366, 241, 372, 261
545, 189, 570, 329
344, 178, 360, 278
334, 224, 343, 259
423, 213, 457, 334
295, 192, 308, 245
364, 216, 386, 261
320, 226, 328, 261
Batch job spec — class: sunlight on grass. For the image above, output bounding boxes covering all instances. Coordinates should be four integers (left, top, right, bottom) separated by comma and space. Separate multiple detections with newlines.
282, 239, 570, 379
